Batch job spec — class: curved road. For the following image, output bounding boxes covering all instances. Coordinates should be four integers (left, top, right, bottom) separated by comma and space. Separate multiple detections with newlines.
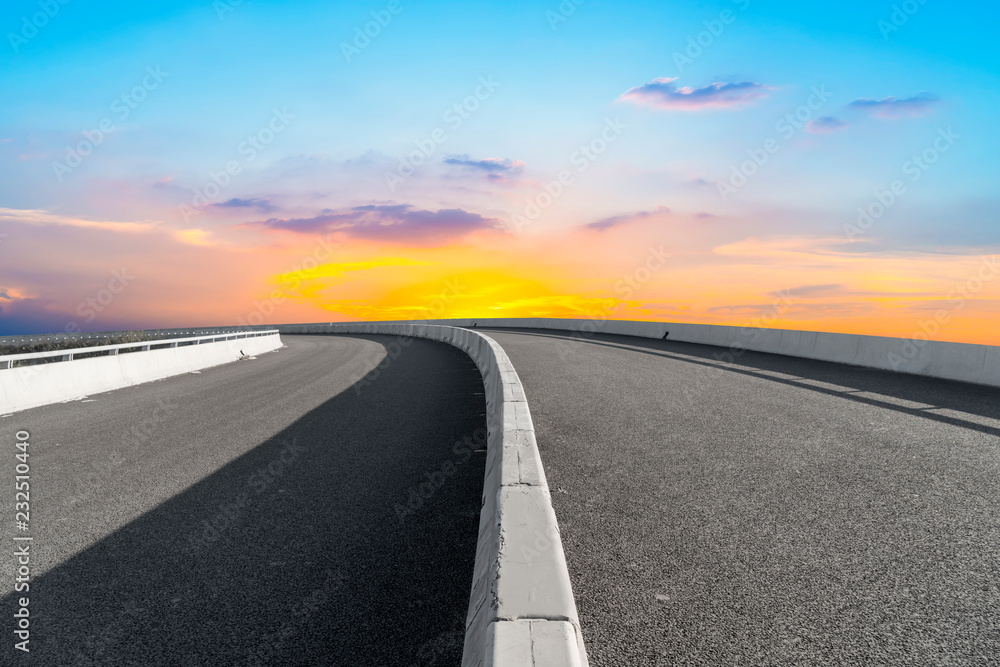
1, 334, 486, 666
483, 328, 1000, 666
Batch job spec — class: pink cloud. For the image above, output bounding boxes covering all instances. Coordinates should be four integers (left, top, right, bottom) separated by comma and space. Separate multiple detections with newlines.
619, 77, 771, 111
244, 204, 505, 246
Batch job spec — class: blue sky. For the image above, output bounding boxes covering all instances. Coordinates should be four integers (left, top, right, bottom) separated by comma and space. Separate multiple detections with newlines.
1, 0, 998, 340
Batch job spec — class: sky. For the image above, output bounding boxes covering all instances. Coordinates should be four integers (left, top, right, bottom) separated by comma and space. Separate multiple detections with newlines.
1, 0, 998, 343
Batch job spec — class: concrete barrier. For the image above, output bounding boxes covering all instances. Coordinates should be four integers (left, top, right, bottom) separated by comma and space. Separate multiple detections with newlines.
277, 323, 588, 667
336, 318, 1000, 389
0, 331, 282, 414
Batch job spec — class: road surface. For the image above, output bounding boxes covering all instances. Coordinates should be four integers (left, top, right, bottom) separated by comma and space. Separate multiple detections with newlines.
1, 334, 486, 666
483, 328, 1000, 666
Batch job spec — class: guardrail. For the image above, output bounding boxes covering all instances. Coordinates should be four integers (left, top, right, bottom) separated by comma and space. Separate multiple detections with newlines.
0, 330, 283, 414
0, 330, 279, 370
0, 327, 275, 350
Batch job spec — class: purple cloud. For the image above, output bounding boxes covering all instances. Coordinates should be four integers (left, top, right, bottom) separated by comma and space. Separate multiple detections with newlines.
444, 155, 526, 184
805, 116, 849, 134
587, 206, 671, 231
247, 204, 504, 244
848, 92, 939, 118
444, 155, 526, 174
212, 197, 276, 212
619, 77, 771, 111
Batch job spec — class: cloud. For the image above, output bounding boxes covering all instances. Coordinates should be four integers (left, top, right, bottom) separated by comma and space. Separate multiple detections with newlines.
769, 284, 844, 298
687, 177, 714, 188
705, 301, 879, 319
444, 154, 526, 184
0, 208, 156, 233
805, 116, 849, 134
0, 207, 214, 247
586, 206, 672, 231
444, 155, 526, 177
274, 258, 428, 285
848, 92, 939, 118
173, 229, 215, 247
212, 197, 276, 213
619, 77, 771, 111
247, 204, 504, 244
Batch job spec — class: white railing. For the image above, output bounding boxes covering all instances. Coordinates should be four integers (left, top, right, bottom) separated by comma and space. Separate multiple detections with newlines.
0, 330, 280, 370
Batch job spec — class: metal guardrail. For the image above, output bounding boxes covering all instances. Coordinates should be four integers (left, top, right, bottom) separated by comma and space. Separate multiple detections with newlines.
0, 326, 275, 348
0, 330, 280, 370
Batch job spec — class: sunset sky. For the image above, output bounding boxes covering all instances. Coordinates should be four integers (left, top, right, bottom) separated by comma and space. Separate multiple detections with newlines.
2, 0, 998, 343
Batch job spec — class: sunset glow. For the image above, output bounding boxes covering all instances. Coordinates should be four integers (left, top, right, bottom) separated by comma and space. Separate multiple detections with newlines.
2, 1, 997, 343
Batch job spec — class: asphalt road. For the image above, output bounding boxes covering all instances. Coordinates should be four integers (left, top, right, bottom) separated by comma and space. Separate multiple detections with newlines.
483, 328, 1000, 666
0, 334, 486, 666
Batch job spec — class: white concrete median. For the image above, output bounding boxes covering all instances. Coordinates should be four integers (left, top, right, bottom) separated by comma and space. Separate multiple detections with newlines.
277, 322, 589, 667
0, 331, 282, 414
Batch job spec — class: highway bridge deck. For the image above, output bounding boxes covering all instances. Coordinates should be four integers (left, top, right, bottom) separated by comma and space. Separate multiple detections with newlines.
484, 328, 1000, 666
1, 334, 486, 666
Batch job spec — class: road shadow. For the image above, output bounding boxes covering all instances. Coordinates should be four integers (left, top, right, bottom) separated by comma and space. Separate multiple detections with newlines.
479, 327, 1000, 438
6, 335, 485, 666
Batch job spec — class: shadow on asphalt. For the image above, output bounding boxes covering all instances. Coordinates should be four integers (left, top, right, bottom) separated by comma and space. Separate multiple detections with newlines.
4, 335, 486, 666
479, 327, 1000, 438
